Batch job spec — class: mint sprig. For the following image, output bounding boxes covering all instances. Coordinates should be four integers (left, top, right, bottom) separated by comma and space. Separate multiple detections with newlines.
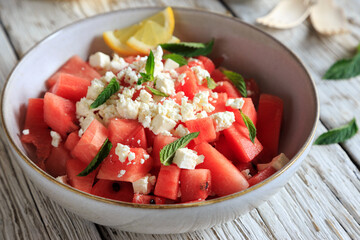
137, 50, 155, 85
160, 132, 200, 166
323, 43, 360, 80
77, 138, 112, 176
163, 53, 187, 66
160, 39, 214, 57
240, 110, 256, 143
90, 78, 120, 109
314, 118, 358, 145
222, 70, 247, 97
146, 86, 169, 97
206, 76, 217, 90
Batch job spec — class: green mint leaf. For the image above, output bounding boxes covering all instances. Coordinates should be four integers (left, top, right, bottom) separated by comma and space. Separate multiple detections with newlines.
323, 53, 360, 80
77, 138, 112, 176
146, 50, 155, 76
206, 76, 217, 90
240, 110, 256, 143
222, 70, 247, 97
160, 39, 214, 57
160, 132, 200, 166
314, 118, 358, 145
90, 78, 120, 109
137, 73, 152, 85
146, 86, 169, 97
163, 53, 188, 66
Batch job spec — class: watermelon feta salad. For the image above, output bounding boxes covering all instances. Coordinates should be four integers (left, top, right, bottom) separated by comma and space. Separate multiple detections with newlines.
21, 43, 289, 204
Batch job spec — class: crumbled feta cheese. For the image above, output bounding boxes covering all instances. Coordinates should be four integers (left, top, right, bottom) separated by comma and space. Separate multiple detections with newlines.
118, 67, 139, 85
50, 131, 61, 147
86, 79, 105, 100
153, 45, 164, 76
116, 95, 140, 119
128, 152, 136, 162
196, 111, 208, 119
122, 87, 135, 99
139, 89, 153, 103
164, 58, 180, 70
138, 103, 153, 128
78, 129, 84, 137
98, 104, 118, 124
226, 98, 245, 110
169, 69, 179, 79
56, 175, 68, 184
79, 115, 95, 132
191, 66, 210, 85
132, 174, 156, 194
177, 73, 187, 86
174, 124, 190, 138
115, 143, 131, 163
181, 102, 196, 121
211, 111, 235, 131
102, 71, 116, 83
193, 91, 215, 112
76, 98, 95, 118
151, 114, 177, 135
110, 54, 129, 72
89, 52, 110, 69
173, 148, 204, 169
22, 129, 29, 135
117, 170, 126, 178
130, 56, 147, 72
211, 92, 219, 99
257, 153, 290, 171
155, 73, 175, 96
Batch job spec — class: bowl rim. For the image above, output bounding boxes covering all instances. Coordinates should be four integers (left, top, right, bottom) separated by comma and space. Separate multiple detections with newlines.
1, 6, 319, 209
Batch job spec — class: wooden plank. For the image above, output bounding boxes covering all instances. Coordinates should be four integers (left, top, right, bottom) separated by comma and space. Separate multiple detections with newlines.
224, 0, 360, 166
0, 26, 101, 239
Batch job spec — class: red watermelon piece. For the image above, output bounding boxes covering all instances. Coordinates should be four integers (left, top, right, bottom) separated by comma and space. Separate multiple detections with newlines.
71, 119, 108, 164
180, 169, 211, 202
44, 92, 78, 136
21, 98, 52, 162
108, 118, 146, 149
91, 180, 134, 202
46, 55, 101, 89
247, 167, 277, 187
185, 117, 217, 144
64, 131, 80, 152
228, 98, 257, 126
154, 164, 181, 200
45, 144, 70, 177
66, 158, 97, 193
51, 73, 91, 101
175, 66, 198, 99
97, 147, 153, 182
195, 142, 249, 196
214, 81, 242, 98
214, 134, 237, 162
132, 194, 167, 204
152, 135, 178, 168
197, 56, 215, 74
209, 92, 228, 114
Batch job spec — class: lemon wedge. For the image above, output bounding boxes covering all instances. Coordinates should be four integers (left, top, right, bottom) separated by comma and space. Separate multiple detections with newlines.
103, 7, 176, 56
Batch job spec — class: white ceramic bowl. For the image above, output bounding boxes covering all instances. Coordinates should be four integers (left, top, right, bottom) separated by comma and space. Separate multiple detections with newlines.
1, 7, 319, 234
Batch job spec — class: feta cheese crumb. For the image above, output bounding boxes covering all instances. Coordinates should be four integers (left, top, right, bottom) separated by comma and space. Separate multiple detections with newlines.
128, 152, 136, 162
139, 89, 153, 103
22, 129, 30, 135
102, 71, 116, 83
191, 66, 210, 85
155, 73, 175, 96
193, 91, 215, 112
226, 98, 245, 110
196, 111, 208, 119
174, 124, 190, 138
116, 95, 140, 119
150, 114, 177, 135
115, 143, 131, 163
89, 52, 110, 69
181, 102, 196, 121
117, 170, 126, 178
87, 79, 105, 100
122, 87, 135, 99
50, 131, 61, 147
56, 175, 68, 184
110, 54, 129, 72
173, 148, 204, 169
164, 58, 180, 70
211, 111, 235, 131
132, 174, 156, 194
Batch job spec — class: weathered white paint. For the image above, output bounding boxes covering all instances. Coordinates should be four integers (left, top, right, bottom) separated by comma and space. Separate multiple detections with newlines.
0, 0, 359, 239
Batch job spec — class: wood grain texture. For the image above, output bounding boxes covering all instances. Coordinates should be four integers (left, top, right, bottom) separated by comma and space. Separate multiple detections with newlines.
1, 0, 360, 239
224, 0, 360, 166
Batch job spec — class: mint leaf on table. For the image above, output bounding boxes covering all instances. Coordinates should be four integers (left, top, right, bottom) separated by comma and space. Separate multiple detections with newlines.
222, 70, 247, 97
160, 39, 214, 57
160, 132, 200, 166
206, 76, 217, 90
314, 118, 358, 145
240, 110, 257, 143
90, 78, 120, 109
323, 44, 360, 80
163, 53, 188, 66
77, 138, 112, 176
146, 86, 169, 97
137, 50, 155, 85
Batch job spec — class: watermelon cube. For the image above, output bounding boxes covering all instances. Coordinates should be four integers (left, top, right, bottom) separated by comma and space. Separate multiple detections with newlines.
71, 119, 108, 164
66, 158, 97, 193
51, 73, 91, 101
223, 122, 263, 163
197, 56, 215, 74
228, 98, 257, 126
247, 167, 277, 187
175, 66, 198, 99
46, 55, 101, 89
214, 81, 242, 98
154, 164, 181, 200
44, 92, 78, 136
97, 147, 153, 182
209, 92, 228, 114
152, 135, 178, 168
214, 134, 237, 162
257, 94, 283, 161
211, 69, 230, 83
64, 131, 80, 152
21, 98, 52, 162
185, 117, 217, 144
45, 144, 70, 177
108, 118, 147, 149
180, 169, 211, 202
132, 194, 167, 204
195, 142, 249, 196
91, 180, 134, 202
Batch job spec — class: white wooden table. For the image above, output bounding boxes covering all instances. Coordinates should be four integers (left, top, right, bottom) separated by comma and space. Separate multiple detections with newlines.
1, 0, 360, 239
